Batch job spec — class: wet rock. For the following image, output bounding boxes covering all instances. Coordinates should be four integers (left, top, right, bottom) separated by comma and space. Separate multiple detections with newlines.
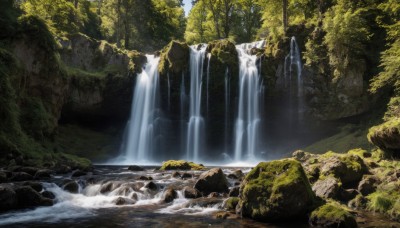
215, 212, 229, 219
138, 176, 152, 180
183, 186, 201, 199
113, 197, 136, 205
309, 203, 357, 228
224, 197, 239, 211
181, 173, 192, 179
55, 165, 72, 174
184, 198, 223, 208
238, 160, 317, 222
63, 181, 79, 193
34, 169, 52, 179
320, 155, 368, 186
172, 171, 181, 178
145, 181, 158, 191
312, 177, 340, 199
358, 175, 379, 196
163, 188, 178, 203
15, 186, 53, 208
71, 169, 87, 177
228, 186, 240, 197
41, 191, 56, 200
17, 167, 40, 176
194, 168, 229, 195
131, 193, 138, 201
0, 184, 17, 211
128, 165, 144, 171
100, 182, 115, 194
10, 172, 34, 181
208, 192, 219, 198
22, 181, 43, 192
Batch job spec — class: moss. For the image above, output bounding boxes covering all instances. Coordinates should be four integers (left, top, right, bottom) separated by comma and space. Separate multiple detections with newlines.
367, 192, 394, 213
128, 50, 147, 74
160, 160, 205, 171
239, 159, 317, 221
158, 40, 189, 75
310, 202, 357, 227
347, 148, 371, 159
368, 117, 400, 151
225, 197, 239, 211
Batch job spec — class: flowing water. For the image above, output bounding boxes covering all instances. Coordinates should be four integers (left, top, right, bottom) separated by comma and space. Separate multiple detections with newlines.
186, 45, 207, 161
123, 55, 160, 163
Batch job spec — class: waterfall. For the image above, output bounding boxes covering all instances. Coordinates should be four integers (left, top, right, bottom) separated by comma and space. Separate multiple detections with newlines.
124, 55, 160, 162
167, 72, 171, 110
206, 53, 211, 116
234, 41, 265, 161
224, 67, 230, 153
186, 45, 207, 161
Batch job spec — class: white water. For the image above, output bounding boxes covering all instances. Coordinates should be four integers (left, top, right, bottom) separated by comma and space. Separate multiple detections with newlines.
124, 55, 160, 163
233, 41, 265, 161
186, 45, 207, 161
224, 67, 230, 153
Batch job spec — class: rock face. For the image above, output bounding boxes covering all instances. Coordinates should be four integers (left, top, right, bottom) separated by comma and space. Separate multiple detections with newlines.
158, 41, 190, 75
238, 160, 317, 222
194, 168, 229, 195
312, 177, 341, 199
309, 203, 357, 228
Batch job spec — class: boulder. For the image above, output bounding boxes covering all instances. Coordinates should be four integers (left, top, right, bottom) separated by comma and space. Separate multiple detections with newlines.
0, 171, 7, 183
34, 169, 52, 179
309, 203, 357, 228
172, 171, 181, 178
368, 118, 400, 152
138, 176, 152, 180
320, 154, 368, 186
183, 198, 223, 208
63, 181, 79, 193
15, 167, 39, 176
224, 197, 239, 211
100, 182, 115, 194
0, 184, 18, 211
128, 165, 145, 171
358, 175, 379, 196
340, 189, 358, 202
183, 186, 201, 199
228, 186, 240, 197
10, 172, 33, 181
181, 173, 193, 179
22, 181, 43, 192
194, 168, 229, 195
160, 160, 204, 171
227, 170, 244, 180
144, 181, 158, 191
71, 170, 87, 177
312, 177, 340, 199
162, 188, 177, 203
348, 194, 367, 209
158, 41, 190, 75
208, 192, 219, 198
41, 190, 56, 200
292, 150, 312, 162
15, 186, 53, 208
112, 197, 136, 205
238, 160, 317, 221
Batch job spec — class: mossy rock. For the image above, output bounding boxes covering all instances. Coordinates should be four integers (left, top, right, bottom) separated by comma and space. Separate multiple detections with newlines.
158, 41, 189, 75
238, 159, 318, 222
309, 203, 357, 228
224, 197, 239, 211
206, 40, 238, 67
368, 117, 400, 153
159, 160, 205, 171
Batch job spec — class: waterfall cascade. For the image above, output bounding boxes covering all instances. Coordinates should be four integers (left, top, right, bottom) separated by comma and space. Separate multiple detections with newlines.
233, 41, 265, 161
186, 45, 207, 161
123, 55, 160, 163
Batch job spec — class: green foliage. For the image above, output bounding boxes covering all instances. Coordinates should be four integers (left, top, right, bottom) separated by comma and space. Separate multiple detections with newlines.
310, 202, 357, 227
225, 197, 239, 211
20, 97, 54, 139
367, 192, 394, 213
323, 0, 370, 81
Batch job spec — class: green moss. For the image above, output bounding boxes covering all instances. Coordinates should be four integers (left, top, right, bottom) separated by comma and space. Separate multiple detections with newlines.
310, 203, 357, 227
128, 50, 147, 74
225, 197, 239, 211
367, 192, 394, 213
158, 40, 189, 75
347, 148, 371, 158
368, 117, 400, 142
160, 160, 205, 171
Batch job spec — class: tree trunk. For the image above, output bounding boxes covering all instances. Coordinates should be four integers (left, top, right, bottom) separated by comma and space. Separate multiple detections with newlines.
206, 0, 221, 39
282, 0, 288, 33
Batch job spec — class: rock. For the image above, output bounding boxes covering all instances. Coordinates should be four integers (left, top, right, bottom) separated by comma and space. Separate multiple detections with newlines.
112, 197, 136, 205
55, 165, 72, 174
228, 186, 240, 197
158, 41, 190, 74
238, 160, 317, 222
172, 171, 181, 178
34, 169, 52, 179
208, 192, 219, 198
309, 203, 357, 228
15, 186, 53, 208
184, 198, 224, 208
0, 171, 7, 183
358, 175, 379, 196
63, 181, 79, 193
320, 154, 368, 186
22, 181, 43, 192
100, 182, 118, 194
163, 188, 177, 203
41, 191, 56, 200
194, 168, 229, 195
128, 165, 144, 171
71, 170, 87, 177
348, 194, 367, 209
181, 173, 192, 179
292, 150, 312, 162
215, 212, 229, 219
183, 186, 201, 199
10, 172, 34, 181
17, 167, 39, 176
312, 177, 340, 199
340, 189, 358, 202
368, 118, 400, 152
0, 184, 17, 211
144, 182, 158, 191
224, 197, 239, 211
138, 176, 152, 180
160, 160, 204, 171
